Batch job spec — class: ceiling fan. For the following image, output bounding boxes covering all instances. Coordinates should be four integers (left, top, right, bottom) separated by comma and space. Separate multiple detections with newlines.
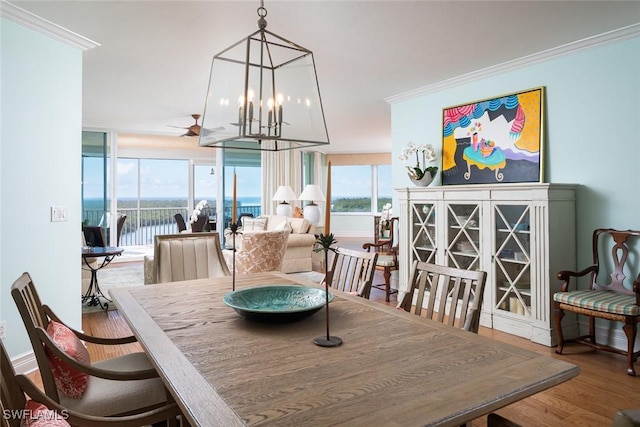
169, 114, 201, 137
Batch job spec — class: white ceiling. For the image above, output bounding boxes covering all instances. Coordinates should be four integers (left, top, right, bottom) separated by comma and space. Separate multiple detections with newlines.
14, 1, 640, 154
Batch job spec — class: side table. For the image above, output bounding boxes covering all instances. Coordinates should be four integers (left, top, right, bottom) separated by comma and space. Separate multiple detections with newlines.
81, 246, 124, 310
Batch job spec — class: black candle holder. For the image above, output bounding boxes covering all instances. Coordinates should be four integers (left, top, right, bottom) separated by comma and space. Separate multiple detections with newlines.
313, 233, 342, 347
229, 223, 240, 291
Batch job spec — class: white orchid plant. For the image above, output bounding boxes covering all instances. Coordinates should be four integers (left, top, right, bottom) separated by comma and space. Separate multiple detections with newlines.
399, 142, 438, 180
380, 203, 393, 232
190, 199, 208, 223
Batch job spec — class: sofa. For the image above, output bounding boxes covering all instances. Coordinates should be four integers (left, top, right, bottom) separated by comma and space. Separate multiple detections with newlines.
224, 215, 316, 273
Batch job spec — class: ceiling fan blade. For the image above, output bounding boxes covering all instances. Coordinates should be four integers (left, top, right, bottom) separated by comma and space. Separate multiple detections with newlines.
171, 114, 202, 137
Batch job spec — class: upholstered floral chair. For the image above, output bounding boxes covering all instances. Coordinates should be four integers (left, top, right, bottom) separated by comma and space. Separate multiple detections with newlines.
222, 229, 290, 274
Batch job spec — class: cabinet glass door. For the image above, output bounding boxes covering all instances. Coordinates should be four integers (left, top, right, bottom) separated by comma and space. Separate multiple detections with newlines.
445, 203, 481, 270
411, 203, 437, 264
493, 204, 531, 317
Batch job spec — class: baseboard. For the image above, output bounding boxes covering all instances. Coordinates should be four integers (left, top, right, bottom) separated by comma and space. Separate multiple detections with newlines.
579, 319, 640, 352
12, 350, 38, 375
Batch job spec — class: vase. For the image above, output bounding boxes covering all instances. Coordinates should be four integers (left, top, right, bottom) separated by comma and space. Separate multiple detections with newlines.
410, 173, 434, 187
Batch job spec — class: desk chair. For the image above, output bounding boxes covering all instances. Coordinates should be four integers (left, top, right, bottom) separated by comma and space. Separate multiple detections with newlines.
0, 340, 180, 427
399, 261, 487, 333
326, 248, 378, 299
10, 273, 176, 421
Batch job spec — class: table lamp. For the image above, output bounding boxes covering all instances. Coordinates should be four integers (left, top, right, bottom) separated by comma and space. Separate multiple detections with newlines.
272, 185, 297, 217
298, 184, 325, 226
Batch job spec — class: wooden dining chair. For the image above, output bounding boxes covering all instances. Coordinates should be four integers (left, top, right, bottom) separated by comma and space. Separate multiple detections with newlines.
326, 248, 378, 299
399, 261, 487, 333
0, 340, 180, 427
10, 273, 178, 422
554, 228, 640, 376
363, 217, 399, 302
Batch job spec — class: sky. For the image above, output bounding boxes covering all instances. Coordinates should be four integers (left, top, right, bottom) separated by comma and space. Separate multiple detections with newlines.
83, 157, 391, 201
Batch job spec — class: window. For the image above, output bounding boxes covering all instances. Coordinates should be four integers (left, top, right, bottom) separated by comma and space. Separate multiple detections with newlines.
81, 131, 108, 226
376, 164, 392, 211
329, 164, 391, 214
223, 149, 262, 228
115, 158, 189, 244
193, 164, 216, 206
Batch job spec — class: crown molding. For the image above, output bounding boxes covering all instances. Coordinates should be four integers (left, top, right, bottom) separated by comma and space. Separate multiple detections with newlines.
0, 1, 99, 51
386, 23, 640, 104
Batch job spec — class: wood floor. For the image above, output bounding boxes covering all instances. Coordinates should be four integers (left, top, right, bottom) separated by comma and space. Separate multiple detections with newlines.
31, 238, 639, 426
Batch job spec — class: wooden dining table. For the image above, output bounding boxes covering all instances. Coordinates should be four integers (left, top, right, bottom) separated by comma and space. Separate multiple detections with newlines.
110, 272, 579, 427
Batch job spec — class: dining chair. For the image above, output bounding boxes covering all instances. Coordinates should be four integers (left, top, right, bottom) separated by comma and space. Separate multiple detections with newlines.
326, 248, 378, 299
10, 273, 178, 421
0, 340, 180, 427
146, 232, 230, 284
174, 212, 187, 232
363, 217, 399, 302
399, 261, 487, 333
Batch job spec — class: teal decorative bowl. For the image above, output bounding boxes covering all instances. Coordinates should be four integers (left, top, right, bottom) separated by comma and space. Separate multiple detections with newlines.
223, 285, 333, 323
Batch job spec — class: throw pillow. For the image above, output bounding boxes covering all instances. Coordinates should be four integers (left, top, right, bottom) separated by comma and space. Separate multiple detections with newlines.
22, 400, 70, 427
265, 215, 288, 231
242, 217, 267, 231
45, 320, 90, 399
288, 217, 311, 234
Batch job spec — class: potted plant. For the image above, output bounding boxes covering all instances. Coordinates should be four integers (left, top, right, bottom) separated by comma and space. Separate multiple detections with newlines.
399, 142, 438, 186
380, 203, 392, 238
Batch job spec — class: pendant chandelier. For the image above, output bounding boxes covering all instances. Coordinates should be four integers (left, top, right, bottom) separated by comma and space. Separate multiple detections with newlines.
198, 1, 330, 152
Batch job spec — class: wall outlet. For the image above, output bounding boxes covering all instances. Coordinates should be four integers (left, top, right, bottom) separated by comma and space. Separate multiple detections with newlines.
0, 320, 6, 339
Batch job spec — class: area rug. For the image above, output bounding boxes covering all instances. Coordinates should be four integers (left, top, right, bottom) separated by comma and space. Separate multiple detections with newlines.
82, 263, 144, 314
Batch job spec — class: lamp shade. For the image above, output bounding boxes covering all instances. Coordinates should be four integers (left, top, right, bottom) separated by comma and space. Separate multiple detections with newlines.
272, 186, 297, 202
298, 185, 325, 202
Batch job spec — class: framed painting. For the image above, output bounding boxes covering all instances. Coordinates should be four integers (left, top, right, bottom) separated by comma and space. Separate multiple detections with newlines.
441, 87, 545, 185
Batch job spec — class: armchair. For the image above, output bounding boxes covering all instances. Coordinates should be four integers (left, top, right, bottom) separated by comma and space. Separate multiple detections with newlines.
363, 216, 399, 302
222, 229, 290, 274
11, 273, 176, 419
144, 232, 230, 284
0, 340, 180, 427
554, 228, 640, 376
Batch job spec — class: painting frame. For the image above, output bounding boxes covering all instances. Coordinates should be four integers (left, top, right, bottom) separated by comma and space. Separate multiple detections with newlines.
441, 87, 545, 186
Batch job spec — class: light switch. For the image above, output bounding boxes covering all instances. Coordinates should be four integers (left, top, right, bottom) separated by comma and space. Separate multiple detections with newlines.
51, 206, 69, 222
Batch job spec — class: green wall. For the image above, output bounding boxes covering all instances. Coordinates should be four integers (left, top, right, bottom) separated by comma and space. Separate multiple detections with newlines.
390, 33, 640, 274
1, 15, 84, 361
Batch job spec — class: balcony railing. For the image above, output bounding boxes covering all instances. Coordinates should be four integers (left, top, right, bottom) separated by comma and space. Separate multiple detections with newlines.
83, 205, 261, 246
